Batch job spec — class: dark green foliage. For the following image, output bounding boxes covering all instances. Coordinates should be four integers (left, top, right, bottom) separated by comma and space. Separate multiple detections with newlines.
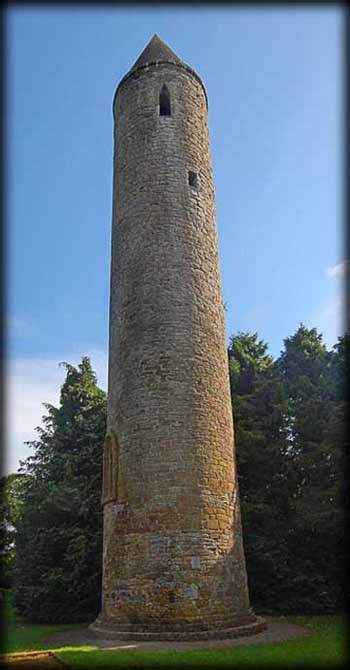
229, 326, 347, 614
12, 357, 107, 623
228, 332, 295, 613
0, 473, 29, 588
278, 328, 347, 613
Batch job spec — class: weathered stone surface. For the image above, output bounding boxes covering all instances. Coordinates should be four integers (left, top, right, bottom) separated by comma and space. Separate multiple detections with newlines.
91, 35, 264, 639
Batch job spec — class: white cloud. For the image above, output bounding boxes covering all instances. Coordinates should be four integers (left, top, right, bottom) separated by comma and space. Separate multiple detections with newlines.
4, 350, 107, 475
325, 259, 348, 279
314, 295, 343, 346
307, 260, 347, 349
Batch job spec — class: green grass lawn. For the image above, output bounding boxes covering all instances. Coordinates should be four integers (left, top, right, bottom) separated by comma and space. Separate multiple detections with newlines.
2, 591, 347, 668
1, 590, 82, 654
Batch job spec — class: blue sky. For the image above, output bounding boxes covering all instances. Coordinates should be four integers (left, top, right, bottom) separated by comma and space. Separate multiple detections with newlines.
6, 6, 345, 473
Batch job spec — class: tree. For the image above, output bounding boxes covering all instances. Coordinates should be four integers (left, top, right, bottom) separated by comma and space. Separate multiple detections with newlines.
277, 325, 347, 612
13, 357, 107, 623
0, 473, 29, 589
228, 332, 294, 612
228, 326, 347, 614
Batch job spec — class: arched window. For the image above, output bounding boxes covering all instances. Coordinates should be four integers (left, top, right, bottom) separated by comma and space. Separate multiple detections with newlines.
159, 84, 171, 116
102, 431, 118, 506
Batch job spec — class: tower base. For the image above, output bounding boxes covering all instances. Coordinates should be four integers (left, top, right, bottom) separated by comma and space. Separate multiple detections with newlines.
89, 615, 267, 641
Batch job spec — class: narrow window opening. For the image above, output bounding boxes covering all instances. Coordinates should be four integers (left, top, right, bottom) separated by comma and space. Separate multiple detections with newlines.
159, 85, 171, 116
102, 432, 119, 506
188, 171, 199, 189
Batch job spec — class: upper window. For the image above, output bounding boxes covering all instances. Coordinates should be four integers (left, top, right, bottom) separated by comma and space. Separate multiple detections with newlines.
159, 85, 171, 116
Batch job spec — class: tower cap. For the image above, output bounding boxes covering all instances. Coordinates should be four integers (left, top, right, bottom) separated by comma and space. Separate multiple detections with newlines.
128, 34, 183, 74
115, 34, 208, 109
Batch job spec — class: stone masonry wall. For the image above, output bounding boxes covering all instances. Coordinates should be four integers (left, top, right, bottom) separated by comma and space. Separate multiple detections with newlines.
99, 61, 254, 633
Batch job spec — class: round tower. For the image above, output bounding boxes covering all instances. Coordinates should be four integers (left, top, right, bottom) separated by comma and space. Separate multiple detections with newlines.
91, 35, 265, 640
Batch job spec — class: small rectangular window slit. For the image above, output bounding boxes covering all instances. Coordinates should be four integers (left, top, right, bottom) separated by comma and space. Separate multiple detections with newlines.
159, 85, 171, 116
188, 171, 199, 189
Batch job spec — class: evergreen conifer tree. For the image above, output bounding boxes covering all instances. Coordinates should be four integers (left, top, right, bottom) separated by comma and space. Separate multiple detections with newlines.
228, 332, 293, 612
278, 326, 347, 612
13, 357, 106, 623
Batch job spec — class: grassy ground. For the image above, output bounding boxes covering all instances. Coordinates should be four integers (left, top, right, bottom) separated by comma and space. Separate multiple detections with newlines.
2, 591, 347, 668
1, 591, 82, 654
55, 617, 347, 669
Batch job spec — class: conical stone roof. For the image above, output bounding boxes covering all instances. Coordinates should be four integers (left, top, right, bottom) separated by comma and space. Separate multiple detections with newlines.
128, 34, 183, 74
115, 34, 208, 109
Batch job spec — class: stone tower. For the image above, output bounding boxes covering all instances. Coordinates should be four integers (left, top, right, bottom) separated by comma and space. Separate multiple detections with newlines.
91, 35, 265, 640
